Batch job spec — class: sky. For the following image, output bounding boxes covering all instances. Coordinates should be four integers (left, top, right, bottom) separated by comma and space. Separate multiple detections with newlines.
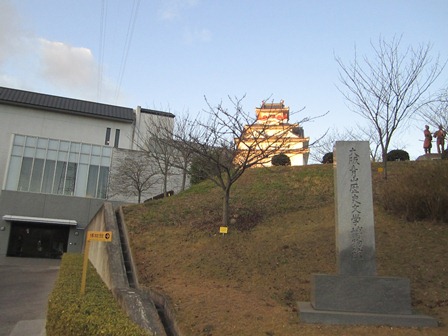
1, 0, 447, 162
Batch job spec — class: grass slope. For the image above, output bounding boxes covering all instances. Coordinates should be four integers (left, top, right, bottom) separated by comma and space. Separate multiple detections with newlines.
124, 163, 448, 336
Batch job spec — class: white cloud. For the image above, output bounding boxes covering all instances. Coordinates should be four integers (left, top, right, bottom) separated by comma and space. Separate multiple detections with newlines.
0, 1, 122, 104
33, 38, 118, 103
39, 39, 97, 89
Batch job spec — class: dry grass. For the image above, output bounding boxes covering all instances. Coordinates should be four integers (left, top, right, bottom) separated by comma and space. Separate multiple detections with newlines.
376, 160, 448, 222
124, 163, 448, 336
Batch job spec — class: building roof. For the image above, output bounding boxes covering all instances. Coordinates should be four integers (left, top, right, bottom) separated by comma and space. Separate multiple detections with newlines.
141, 107, 175, 118
0, 86, 135, 123
259, 101, 287, 110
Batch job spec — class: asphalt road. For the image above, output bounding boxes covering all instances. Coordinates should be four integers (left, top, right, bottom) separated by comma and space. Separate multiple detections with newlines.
0, 257, 60, 336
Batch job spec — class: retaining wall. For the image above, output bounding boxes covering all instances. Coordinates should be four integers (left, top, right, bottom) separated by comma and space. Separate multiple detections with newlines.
86, 203, 168, 336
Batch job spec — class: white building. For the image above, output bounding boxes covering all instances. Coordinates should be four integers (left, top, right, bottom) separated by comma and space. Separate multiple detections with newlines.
0, 86, 182, 257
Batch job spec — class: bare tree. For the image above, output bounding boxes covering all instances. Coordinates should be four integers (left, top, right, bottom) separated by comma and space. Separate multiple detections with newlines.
171, 113, 198, 191
173, 95, 314, 227
311, 127, 355, 163
109, 151, 159, 203
419, 88, 448, 132
134, 111, 197, 195
139, 118, 177, 197
355, 125, 383, 162
336, 36, 445, 177
310, 126, 384, 163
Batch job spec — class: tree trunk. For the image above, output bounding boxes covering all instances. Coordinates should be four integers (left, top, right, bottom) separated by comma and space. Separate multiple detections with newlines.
163, 168, 168, 196
222, 187, 230, 227
181, 161, 187, 191
382, 151, 388, 180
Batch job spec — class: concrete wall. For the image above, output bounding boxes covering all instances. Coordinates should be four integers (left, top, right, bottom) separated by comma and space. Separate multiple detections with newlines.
0, 190, 104, 255
108, 148, 189, 204
86, 203, 167, 336
87, 203, 128, 289
133, 107, 175, 151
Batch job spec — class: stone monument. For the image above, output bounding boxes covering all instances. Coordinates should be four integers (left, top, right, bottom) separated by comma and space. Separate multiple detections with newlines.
298, 141, 438, 327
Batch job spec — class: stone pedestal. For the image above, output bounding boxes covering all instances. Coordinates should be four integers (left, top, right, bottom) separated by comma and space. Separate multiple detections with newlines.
298, 141, 438, 327
311, 274, 411, 314
298, 302, 438, 327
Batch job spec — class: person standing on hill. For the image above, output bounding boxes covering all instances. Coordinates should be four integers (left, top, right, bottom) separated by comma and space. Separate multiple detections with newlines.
433, 125, 446, 154
423, 125, 432, 154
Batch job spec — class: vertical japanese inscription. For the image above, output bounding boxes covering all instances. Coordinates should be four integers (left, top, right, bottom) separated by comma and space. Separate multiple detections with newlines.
335, 141, 376, 275
349, 147, 364, 260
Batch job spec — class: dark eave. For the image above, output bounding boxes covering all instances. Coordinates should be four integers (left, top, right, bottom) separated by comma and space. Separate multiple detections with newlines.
0, 86, 135, 123
141, 108, 175, 118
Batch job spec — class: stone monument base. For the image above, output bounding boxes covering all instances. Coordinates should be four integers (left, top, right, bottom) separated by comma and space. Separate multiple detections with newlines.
298, 274, 438, 327
298, 302, 438, 327
416, 153, 442, 161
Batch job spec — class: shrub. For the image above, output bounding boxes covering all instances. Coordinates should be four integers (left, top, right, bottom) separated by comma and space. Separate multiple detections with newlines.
189, 155, 209, 184
322, 152, 333, 164
189, 150, 231, 184
47, 253, 150, 336
271, 153, 291, 166
386, 149, 410, 161
377, 161, 448, 222
442, 150, 448, 160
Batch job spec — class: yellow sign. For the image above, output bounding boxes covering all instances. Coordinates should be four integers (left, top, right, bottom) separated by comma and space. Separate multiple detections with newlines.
87, 231, 112, 242
219, 227, 228, 234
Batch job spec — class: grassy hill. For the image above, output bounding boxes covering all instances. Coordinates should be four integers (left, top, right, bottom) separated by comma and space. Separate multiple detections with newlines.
123, 162, 448, 336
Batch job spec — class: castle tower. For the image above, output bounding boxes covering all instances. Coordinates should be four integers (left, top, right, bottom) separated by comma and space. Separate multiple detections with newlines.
256, 100, 290, 124
237, 100, 310, 167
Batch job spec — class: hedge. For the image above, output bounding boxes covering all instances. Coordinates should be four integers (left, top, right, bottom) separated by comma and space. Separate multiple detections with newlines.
271, 153, 291, 166
46, 253, 151, 336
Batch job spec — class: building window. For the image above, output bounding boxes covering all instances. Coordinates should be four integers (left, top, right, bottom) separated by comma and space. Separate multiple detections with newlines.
18, 157, 32, 191
114, 129, 120, 148
5, 134, 112, 199
86, 165, 99, 198
105, 127, 111, 145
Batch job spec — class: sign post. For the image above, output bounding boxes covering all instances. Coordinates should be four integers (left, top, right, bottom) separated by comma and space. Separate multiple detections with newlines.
219, 226, 228, 235
80, 231, 112, 295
